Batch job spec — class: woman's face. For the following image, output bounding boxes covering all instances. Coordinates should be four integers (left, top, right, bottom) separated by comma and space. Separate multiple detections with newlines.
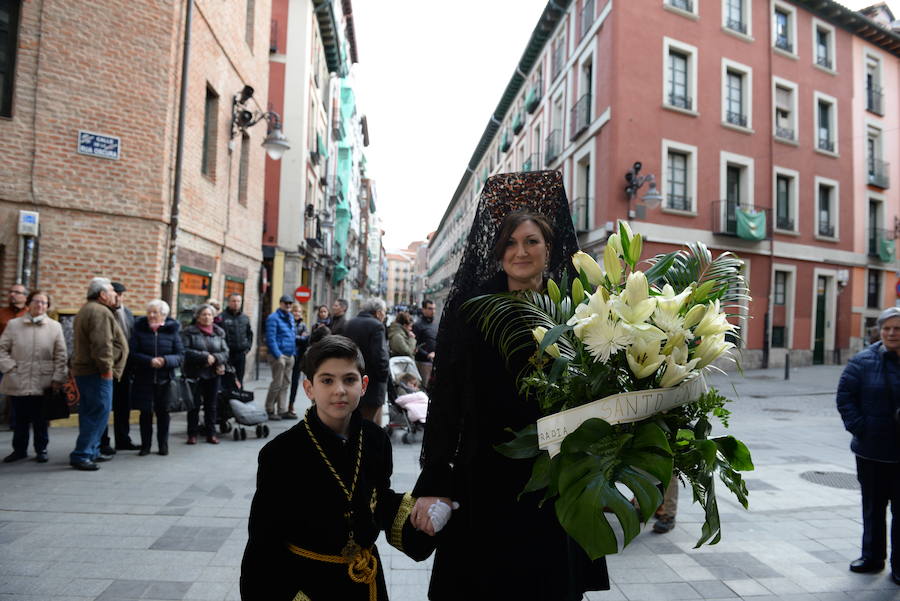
292, 305, 303, 321
318, 306, 329, 320
197, 308, 214, 326
28, 295, 48, 318
147, 306, 165, 324
501, 220, 549, 286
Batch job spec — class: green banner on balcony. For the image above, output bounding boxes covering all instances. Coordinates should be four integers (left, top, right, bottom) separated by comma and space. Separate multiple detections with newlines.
736, 209, 766, 241
317, 133, 328, 159
879, 237, 895, 262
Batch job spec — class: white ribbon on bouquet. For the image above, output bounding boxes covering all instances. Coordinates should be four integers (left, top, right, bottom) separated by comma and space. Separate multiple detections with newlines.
536, 375, 708, 457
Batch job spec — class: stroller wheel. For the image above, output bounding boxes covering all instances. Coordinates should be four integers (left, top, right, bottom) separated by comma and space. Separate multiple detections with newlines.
240, 428, 247, 440
256, 425, 263, 438
221, 421, 232, 434
263, 424, 270, 438
402, 432, 412, 444
233, 429, 240, 441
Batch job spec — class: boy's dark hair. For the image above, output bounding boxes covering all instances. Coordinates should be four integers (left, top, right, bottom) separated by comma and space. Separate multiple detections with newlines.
309, 325, 331, 344
302, 335, 366, 379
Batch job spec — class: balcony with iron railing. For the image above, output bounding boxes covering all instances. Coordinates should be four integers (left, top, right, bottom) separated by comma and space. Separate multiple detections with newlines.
304, 211, 325, 249
712, 199, 772, 240
775, 214, 794, 231
816, 54, 832, 70
329, 175, 344, 203
667, 92, 692, 111
868, 227, 895, 259
525, 79, 543, 113
551, 44, 565, 82
570, 93, 591, 140
579, 0, 596, 42
512, 111, 524, 135
818, 221, 835, 238
667, 0, 693, 12
500, 130, 511, 153
817, 136, 834, 153
725, 17, 746, 34
522, 153, 541, 172
775, 36, 793, 53
570, 197, 590, 233
545, 130, 562, 166
775, 126, 795, 141
868, 158, 890, 189
866, 83, 883, 115
665, 195, 692, 212
726, 111, 747, 127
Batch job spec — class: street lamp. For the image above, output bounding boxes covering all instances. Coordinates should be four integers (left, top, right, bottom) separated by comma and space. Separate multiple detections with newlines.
231, 85, 290, 160
624, 161, 662, 219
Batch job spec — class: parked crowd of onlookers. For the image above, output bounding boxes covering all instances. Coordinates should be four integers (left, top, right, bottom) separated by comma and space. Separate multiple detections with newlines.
0, 278, 437, 471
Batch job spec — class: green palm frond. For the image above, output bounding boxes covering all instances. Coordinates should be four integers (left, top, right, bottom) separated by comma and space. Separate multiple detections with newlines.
647, 242, 749, 306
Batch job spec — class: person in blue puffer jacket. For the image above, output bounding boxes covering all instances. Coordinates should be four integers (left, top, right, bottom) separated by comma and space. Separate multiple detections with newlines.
264, 295, 296, 420
836, 306, 900, 585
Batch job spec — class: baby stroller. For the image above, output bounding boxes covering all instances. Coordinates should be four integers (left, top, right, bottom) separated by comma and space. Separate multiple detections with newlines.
217, 371, 270, 441
385, 356, 427, 444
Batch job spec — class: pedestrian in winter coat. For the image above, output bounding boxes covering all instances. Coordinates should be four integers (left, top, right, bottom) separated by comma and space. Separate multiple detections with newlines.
288, 303, 310, 418
412, 299, 438, 388
343, 298, 389, 424
129, 300, 184, 456
836, 306, 900, 585
0, 291, 67, 463
330, 298, 349, 335
181, 304, 229, 444
264, 295, 296, 420
100, 281, 138, 454
69, 277, 129, 471
388, 312, 416, 358
221, 293, 254, 385
0, 283, 27, 338
313, 304, 331, 330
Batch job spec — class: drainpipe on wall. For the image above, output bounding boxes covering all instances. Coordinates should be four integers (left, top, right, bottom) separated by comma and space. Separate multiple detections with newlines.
162, 0, 194, 304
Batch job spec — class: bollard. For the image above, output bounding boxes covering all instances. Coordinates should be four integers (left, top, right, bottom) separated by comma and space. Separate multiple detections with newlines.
784, 352, 791, 380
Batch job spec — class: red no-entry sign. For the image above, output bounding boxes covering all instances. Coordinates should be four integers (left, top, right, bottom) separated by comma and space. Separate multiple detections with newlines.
294, 286, 311, 304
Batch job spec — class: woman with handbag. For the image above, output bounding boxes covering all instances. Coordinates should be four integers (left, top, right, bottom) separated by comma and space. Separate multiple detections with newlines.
129, 299, 184, 456
0, 290, 68, 464
181, 304, 229, 445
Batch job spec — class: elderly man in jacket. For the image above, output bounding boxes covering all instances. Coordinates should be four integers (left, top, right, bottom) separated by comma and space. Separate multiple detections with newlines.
221, 293, 253, 385
343, 297, 389, 424
264, 295, 296, 420
837, 306, 900, 585
68, 277, 129, 471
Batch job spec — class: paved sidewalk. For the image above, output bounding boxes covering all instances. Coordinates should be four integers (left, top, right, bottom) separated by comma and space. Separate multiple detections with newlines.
0, 365, 897, 600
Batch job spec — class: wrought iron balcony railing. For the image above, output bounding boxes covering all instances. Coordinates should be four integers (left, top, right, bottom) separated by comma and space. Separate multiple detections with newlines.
775, 126, 795, 141
666, 195, 691, 212
726, 111, 747, 127
867, 84, 883, 115
776, 215, 794, 231
818, 222, 835, 238
668, 0, 693, 12
868, 227, 895, 259
818, 137, 834, 153
775, 36, 793, 53
570, 93, 591, 140
712, 199, 772, 240
868, 158, 890, 189
816, 55, 832, 70
544, 130, 562, 166
667, 92, 692, 111
525, 79, 542, 114
725, 18, 746, 34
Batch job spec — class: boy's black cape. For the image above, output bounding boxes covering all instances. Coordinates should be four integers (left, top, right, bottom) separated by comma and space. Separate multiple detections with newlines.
241, 408, 433, 601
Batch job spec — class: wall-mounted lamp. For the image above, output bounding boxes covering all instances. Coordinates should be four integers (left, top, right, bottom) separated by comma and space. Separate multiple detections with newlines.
624, 161, 663, 219
231, 85, 291, 160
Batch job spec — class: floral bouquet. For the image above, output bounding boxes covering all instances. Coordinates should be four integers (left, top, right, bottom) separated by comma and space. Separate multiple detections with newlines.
462, 222, 754, 560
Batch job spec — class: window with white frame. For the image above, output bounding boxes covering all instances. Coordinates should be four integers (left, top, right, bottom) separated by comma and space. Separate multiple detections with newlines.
813, 19, 835, 71
666, 0, 697, 17
867, 269, 882, 309
868, 198, 884, 257
723, 0, 750, 36
772, 2, 796, 54
774, 271, 787, 305
815, 178, 838, 238
773, 78, 797, 141
719, 152, 754, 234
722, 59, 752, 129
662, 139, 697, 212
866, 54, 884, 115
774, 167, 798, 232
663, 38, 697, 112
815, 92, 837, 154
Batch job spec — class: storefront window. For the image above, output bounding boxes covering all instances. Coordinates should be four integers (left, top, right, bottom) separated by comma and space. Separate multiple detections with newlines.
177, 267, 212, 326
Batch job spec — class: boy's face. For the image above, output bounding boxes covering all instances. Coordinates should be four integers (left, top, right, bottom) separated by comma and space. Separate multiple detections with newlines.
303, 358, 368, 433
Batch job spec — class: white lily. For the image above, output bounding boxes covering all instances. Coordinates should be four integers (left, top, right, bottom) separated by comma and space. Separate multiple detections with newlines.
693, 300, 736, 338
607, 232, 623, 256
566, 288, 612, 332
624, 321, 667, 343
694, 332, 735, 368
582, 316, 632, 363
656, 283, 694, 316
658, 355, 701, 388
626, 338, 666, 379
532, 326, 561, 358
611, 271, 656, 324
603, 243, 622, 285
682, 303, 707, 329
571, 251, 604, 287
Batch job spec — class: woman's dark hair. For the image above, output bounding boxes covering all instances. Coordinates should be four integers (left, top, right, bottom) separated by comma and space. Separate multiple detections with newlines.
302, 334, 366, 379
395, 311, 412, 326
26, 290, 50, 308
490, 210, 554, 263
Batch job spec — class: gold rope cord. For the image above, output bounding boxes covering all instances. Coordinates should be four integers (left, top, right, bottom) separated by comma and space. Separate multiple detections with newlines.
287, 543, 379, 601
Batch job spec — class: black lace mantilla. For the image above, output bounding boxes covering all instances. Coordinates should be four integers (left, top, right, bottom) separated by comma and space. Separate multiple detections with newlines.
419, 170, 581, 473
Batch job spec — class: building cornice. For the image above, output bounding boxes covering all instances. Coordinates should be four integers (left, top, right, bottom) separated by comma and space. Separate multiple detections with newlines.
792, 0, 900, 56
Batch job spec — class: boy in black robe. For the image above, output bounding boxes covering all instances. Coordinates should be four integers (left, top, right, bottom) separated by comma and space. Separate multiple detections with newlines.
241, 336, 435, 600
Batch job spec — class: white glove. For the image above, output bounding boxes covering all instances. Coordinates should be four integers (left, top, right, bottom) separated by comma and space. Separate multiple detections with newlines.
426, 500, 459, 533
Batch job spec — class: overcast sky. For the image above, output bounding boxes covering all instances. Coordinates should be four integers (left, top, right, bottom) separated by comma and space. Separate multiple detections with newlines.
352, 0, 897, 250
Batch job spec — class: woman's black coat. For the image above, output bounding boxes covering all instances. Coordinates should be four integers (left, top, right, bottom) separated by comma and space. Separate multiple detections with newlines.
129, 317, 184, 412
181, 324, 229, 380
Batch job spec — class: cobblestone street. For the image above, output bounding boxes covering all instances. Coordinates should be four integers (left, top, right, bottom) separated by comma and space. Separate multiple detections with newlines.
0, 365, 897, 600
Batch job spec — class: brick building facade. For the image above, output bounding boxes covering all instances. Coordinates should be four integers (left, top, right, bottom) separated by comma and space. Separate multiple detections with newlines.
0, 1, 272, 373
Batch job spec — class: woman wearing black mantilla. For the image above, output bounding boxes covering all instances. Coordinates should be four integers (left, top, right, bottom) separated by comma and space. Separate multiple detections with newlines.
411, 171, 610, 600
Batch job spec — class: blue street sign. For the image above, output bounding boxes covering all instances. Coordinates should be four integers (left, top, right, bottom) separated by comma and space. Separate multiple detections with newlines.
77, 130, 120, 160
